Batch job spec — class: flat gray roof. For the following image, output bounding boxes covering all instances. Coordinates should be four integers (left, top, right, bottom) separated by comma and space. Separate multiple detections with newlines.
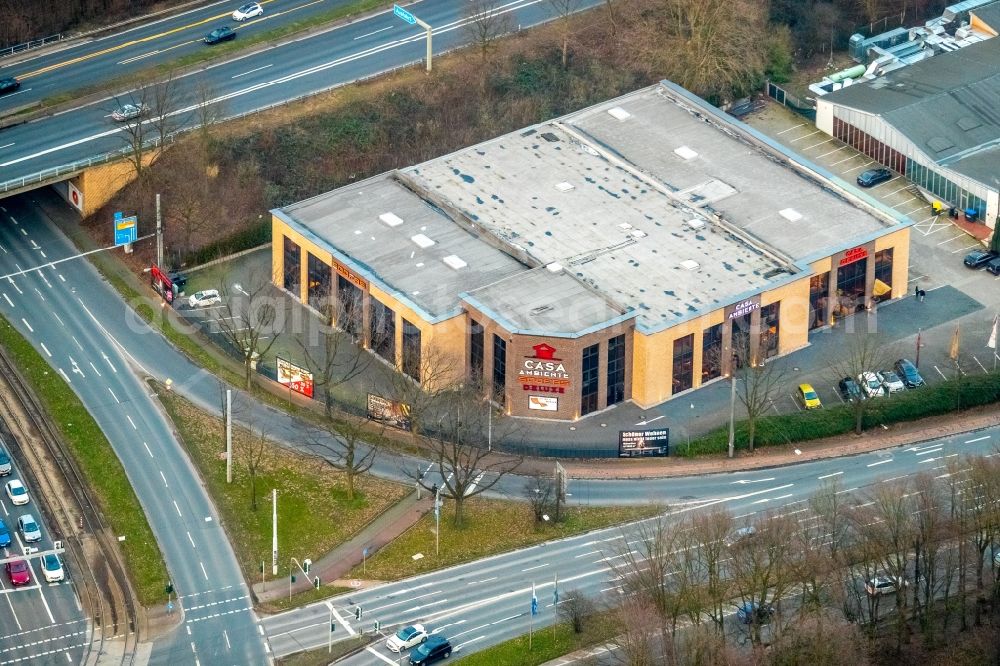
823, 38, 1000, 186
276, 82, 903, 334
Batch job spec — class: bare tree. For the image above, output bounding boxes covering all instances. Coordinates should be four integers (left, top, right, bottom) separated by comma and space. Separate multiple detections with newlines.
214, 270, 281, 390
385, 340, 463, 436
523, 471, 556, 524
238, 422, 268, 511
112, 74, 180, 180
149, 71, 179, 151
193, 76, 225, 143
406, 386, 521, 526
464, 0, 514, 61
305, 421, 379, 502
689, 508, 734, 633
547, 0, 581, 68
826, 332, 893, 434
610, 593, 659, 666
557, 588, 596, 634
733, 330, 787, 453
298, 302, 372, 419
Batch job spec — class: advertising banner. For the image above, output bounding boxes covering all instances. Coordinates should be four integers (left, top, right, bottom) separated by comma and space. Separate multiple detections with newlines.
618, 428, 669, 457
367, 393, 412, 431
276, 357, 314, 398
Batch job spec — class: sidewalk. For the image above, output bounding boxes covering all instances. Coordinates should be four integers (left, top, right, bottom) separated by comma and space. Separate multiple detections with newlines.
254, 491, 432, 603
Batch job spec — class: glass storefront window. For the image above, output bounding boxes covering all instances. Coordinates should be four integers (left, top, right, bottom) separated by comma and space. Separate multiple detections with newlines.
581, 344, 599, 416
873, 249, 893, 303
470, 320, 484, 387
306, 253, 331, 312
402, 319, 421, 381
702, 324, 723, 382
283, 236, 300, 295
370, 298, 395, 363
760, 302, 780, 359
606, 334, 626, 407
337, 274, 363, 339
492, 335, 506, 405
672, 334, 694, 394
809, 272, 829, 330
835, 257, 867, 318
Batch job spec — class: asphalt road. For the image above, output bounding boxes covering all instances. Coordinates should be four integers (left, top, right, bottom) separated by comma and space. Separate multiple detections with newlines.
261, 425, 1000, 663
0, 0, 598, 186
0, 195, 268, 664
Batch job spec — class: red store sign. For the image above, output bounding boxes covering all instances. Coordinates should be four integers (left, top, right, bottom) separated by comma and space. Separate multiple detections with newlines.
839, 247, 868, 267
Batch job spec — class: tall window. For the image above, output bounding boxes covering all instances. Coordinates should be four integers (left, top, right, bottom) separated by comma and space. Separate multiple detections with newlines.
581, 343, 600, 416
283, 237, 300, 295
606, 335, 626, 407
672, 334, 694, 394
402, 319, 421, 381
492, 335, 507, 405
306, 253, 331, 312
836, 258, 867, 316
873, 249, 893, 302
470, 320, 484, 387
809, 272, 829, 330
760, 302, 780, 359
702, 323, 723, 382
370, 298, 395, 363
337, 275, 363, 339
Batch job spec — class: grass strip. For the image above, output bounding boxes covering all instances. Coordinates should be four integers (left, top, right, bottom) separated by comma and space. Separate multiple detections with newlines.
0, 318, 168, 606
354, 499, 661, 581
277, 635, 371, 665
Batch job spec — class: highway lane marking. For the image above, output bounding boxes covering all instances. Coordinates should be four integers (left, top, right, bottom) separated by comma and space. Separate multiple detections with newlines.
366, 646, 397, 664
1, 579, 21, 631
118, 49, 162, 65
915, 447, 943, 456
0, 143, 14, 150
88, 362, 102, 377
108, 387, 120, 403
1, 294, 10, 307
232, 64, 273, 78
574, 550, 601, 558
0, 243, 6, 253
58, 368, 71, 384
78, 299, 152, 376
101, 352, 117, 373
521, 563, 548, 572
33, 287, 45, 301
354, 26, 393, 40
174, 500, 183, 517
0, 630, 87, 654
0, 641, 88, 665
71, 336, 82, 351
126, 414, 137, 430
32, 570, 56, 624
867, 459, 892, 467
162, 471, 170, 488
223, 629, 230, 650
51, 311, 63, 326
466, 576, 496, 584
20, 318, 32, 332
143, 441, 154, 457
817, 471, 843, 479
199, 561, 208, 580
367, 589, 441, 613
39, 343, 51, 357
7, 278, 21, 295
186, 531, 194, 547
964, 435, 990, 444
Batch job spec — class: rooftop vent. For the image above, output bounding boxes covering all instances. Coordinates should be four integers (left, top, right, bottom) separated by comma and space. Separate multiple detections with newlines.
555, 182, 575, 192
927, 136, 954, 153
540, 132, 560, 142
546, 262, 564, 273
411, 234, 435, 249
607, 107, 631, 121
631, 230, 647, 239
618, 222, 633, 230
680, 260, 700, 271
686, 218, 705, 230
442, 254, 467, 270
957, 116, 981, 131
674, 146, 698, 160
379, 212, 404, 227
779, 208, 803, 222
530, 305, 554, 315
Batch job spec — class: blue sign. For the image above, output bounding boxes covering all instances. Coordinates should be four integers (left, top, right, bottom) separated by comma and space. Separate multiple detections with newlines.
393, 4, 416, 24
114, 214, 138, 247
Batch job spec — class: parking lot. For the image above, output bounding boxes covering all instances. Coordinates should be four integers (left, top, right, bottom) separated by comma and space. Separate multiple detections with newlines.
0, 434, 89, 665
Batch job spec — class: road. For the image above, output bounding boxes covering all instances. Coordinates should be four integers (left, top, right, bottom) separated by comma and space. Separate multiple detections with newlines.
0, 0, 599, 187
261, 425, 1000, 663
0, 195, 268, 663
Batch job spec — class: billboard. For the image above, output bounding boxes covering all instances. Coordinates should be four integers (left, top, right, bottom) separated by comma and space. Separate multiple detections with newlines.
618, 428, 669, 457
528, 395, 558, 411
276, 357, 314, 398
367, 393, 412, 431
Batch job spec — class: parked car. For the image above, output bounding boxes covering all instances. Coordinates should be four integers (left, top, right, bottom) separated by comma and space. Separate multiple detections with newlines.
188, 289, 221, 307
858, 372, 885, 398
387, 624, 428, 652
6, 559, 31, 586
111, 103, 148, 122
204, 26, 237, 44
409, 636, 452, 665
838, 377, 864, 402
798, 383, 821, 409
168, 271, 188, 291
232, 2, 263, 20
736, 601, 775, 625
877, 370, 905, 394
725, 526, 757, 547
866, 575, 906, 596
894, 359, 925, 388
0, 518, 11, 547
0, 447, 11, 476
18, 514, 41, 543
986, 257, 1000, 276
856, 167, 892, 188
963, 249, 998, 268
0, 77, 21, 95
5, 479, 28, 505
42, 553, 64, 582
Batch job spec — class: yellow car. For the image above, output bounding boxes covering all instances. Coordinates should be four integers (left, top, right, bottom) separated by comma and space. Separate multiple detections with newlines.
798, 383, 821, 409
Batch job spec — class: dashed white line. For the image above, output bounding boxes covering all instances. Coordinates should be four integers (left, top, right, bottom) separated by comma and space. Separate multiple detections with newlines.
160, 471, 169, 488
199, 562, 208, 580
89, 362, 102, 377
187, 531, 196, 548
108, 387, 120, 403
174, 501, 183, 517
20, 318, 32, 333
51, 311, 63, 326
231, 63, 273, 78
126, 415, 137, 430
521, 563, 549, 572
143, 442, 154, 458
57, 368, 71, 384
867, 459, 892, 467
964, 435, 990, 444
39, 343, 51, 358
2, 294, 11, 307
817, 471, 843, 480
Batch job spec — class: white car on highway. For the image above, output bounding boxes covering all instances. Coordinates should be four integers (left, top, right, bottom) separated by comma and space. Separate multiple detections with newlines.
386, 624, 427, 652
5, 479, 28, 506
42, 553, 64, 583
188, 289, 221, 308
232, 2, 263, 20
111, 103, 148, 122
858, 372, 886, 398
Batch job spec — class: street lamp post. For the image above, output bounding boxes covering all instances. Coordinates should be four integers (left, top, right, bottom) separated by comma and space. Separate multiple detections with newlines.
328, 605, 334, 653
727, 366, 737, 459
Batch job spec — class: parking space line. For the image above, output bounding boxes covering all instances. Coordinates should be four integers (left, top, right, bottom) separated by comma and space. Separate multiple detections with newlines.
829, 153, 859, 166
890, 196, 916, 208
788, 129, 821, 143
843, 160, 874, 174
776, 123, 807, 135
803, 139, 834, 151
952, 244, 980, 254
937, 234, 965, 245
815, 145, 849, 159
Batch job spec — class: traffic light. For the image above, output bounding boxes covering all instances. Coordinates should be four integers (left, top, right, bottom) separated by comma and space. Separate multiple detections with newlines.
374, 620, 381, 633
314, 576, 321, 589
291, 574, 297, 583
355, 606, 363, 621
303, 559, 311, 574
165, 583, 174, 595
330, 622, 336, 633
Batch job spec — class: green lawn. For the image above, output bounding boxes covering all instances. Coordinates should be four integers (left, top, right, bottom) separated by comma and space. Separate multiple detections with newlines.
453, 611, 619, 665
155, 387, 409, 584
277, 636, 371, 665
0, 318, 168, 606
354, 499, 661, 581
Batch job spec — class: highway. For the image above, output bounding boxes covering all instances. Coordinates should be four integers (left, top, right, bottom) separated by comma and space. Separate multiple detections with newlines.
0, 0, 598, 186
0, 195, 268, 663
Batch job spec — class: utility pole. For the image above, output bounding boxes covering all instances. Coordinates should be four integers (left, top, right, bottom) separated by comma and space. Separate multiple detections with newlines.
226, 389, 233, 483
155, 193, 163, 268
272, 489, 278, 575
434, 485, 441, 556
727, 364, 737, 459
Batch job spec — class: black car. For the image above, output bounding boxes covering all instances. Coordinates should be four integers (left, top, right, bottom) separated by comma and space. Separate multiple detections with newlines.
204, 26, 236, 44
987, 257, 1000, 276
0, 77, 21, 95
964, 249, 999, 268
409, 635, 452, 665
838, 376, 863, 402
894, 359, 924, 388
168, 271, 188, 290
856, 167, 892, 188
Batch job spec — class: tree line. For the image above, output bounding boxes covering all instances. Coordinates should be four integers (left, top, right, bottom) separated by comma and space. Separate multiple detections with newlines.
1, 0, 188, 47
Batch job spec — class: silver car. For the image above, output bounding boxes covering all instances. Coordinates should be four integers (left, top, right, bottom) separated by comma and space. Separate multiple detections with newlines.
18, 514, 41, 543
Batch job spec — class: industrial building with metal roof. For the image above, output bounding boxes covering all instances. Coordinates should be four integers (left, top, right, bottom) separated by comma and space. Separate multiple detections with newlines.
272, 81, 912, 422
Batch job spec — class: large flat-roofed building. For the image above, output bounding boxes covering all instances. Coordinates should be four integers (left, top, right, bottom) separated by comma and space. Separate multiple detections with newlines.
272, 82, 912, 421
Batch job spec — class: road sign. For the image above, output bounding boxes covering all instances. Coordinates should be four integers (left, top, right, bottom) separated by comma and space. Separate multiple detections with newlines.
393, 4, 416, 24
113, 212, 138, 247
